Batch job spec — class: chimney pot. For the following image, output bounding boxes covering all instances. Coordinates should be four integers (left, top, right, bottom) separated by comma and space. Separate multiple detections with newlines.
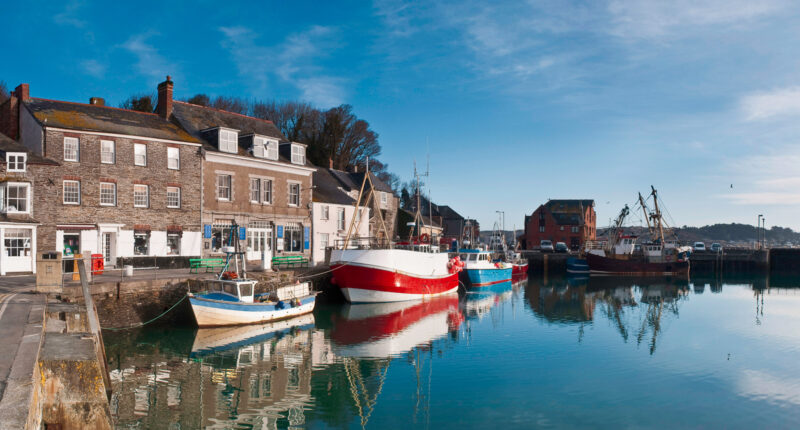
89, 97, 105, 106
156, 76, 174, 119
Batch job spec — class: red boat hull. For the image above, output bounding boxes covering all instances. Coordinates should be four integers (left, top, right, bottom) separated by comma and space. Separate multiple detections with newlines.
330, 263, 459, 302
585, 253, 689, 276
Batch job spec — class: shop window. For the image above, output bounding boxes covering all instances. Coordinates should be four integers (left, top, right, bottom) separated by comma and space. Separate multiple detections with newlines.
63, 233, 80, 257
4, 229, 31, 257
134, 232, 150, 255
283, 223, 302, 253
211, 224, 236, 253
167, 233, 181, 255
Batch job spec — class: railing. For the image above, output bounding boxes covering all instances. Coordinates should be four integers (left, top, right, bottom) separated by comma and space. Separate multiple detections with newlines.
332, 236, 394, 250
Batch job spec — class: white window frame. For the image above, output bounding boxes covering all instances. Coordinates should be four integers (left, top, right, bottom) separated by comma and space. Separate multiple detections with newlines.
250, 178, 261, 203
100, 140, 115, 164
64, 137, 79, 162
5, 153, 27, 173
219, 129, 238, 153
319, 233, 329, 251
133, 184, 149, 208
2, 182, 31, 214
167, 233, 181, 255
337, 208, 345, 231
63, 180, 80, 205
167, 147, 180, 170
262, 179, 272, 204
381, 192, 388, 205
217, 174, 232, 201
321, 205, 329, 220
166, 186, 181, 208
134, 143, 147, 166
99, 182, 116, 206
265, 140, 279, 160
291, 144, 305, 164
288, 182, 300, 207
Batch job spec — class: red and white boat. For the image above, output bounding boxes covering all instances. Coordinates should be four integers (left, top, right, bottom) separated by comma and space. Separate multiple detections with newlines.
330, 244, 459, 303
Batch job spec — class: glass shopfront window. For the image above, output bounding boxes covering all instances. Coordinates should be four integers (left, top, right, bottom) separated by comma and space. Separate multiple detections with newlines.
283, 223, 303, 253
134, 232, 150, 255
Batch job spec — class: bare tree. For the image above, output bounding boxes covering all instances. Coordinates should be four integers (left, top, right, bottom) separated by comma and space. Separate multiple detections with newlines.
252, 100, 317, 142
185, 93, 210, 106
210, 96, 249, 114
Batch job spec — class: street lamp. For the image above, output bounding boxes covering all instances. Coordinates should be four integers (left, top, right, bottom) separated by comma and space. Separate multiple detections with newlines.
757, 214, 763, 249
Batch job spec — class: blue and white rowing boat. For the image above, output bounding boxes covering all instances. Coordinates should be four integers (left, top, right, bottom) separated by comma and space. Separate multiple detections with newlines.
566, 257, 590, 275
188, 279, 316, 327
458, 249, 512, 288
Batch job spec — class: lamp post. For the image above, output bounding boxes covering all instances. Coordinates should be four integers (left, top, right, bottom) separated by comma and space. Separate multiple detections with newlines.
762, 217, 766, 249
757, 214, 763, 249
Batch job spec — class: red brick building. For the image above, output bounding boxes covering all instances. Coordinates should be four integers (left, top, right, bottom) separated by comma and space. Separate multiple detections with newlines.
524, 199, 596, 250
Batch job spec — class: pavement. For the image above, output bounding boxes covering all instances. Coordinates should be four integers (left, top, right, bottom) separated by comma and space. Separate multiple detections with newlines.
0, 292, 44, 429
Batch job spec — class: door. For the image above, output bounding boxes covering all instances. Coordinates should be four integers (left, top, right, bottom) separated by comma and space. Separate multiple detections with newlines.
3, 228, 32, 272
247, 229, 269, 260
102, 233, 115, 266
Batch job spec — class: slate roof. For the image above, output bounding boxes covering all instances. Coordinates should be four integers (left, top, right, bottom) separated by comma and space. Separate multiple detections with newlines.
171, 101, 312, 167
0, 132, 57, 165
313, 168, 356, 205
543, 199, 594, 226
436, 205, 464, 221
24, 98, 199, 143
545, 199, 594, 212
328, 169, 394, 194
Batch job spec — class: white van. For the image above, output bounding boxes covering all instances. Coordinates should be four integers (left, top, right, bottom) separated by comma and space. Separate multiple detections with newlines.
693, 242, 706, 252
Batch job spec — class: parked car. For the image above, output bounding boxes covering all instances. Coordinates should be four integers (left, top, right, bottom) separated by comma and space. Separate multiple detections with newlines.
710, 243, 722, 253
540, 240, 554, 252
693, 242, 706, 252
555, 242, 569, 253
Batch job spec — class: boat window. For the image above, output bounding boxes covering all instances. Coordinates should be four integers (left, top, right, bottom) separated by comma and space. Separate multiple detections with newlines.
469, 254, 477, 261
239, 283, 253, 297
223, 283, 238, 296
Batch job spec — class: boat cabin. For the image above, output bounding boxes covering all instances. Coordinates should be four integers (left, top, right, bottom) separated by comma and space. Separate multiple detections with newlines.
203, 279, 257, 303
612, 235, 637, 255
395, 242, 438, 253
458, 250, 499, 269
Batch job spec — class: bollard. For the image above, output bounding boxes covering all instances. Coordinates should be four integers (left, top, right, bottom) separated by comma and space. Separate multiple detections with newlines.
72, 254, 82, 281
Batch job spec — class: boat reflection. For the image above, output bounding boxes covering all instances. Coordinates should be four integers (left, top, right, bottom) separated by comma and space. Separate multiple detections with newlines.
526, 275, 690, 353
329, 293, 462, 358
461, 280, 515, 320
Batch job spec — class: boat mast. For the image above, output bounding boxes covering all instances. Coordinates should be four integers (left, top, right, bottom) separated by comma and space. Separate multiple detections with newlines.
650, 186, 665, 245
638, 192, 654, 240
607, 204, 630, 252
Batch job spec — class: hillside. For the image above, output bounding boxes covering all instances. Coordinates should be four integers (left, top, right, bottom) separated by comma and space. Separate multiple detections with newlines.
599, 223, 799, 245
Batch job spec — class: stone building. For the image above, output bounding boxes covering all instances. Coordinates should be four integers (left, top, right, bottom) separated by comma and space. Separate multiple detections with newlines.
163, 79, 316, 261
0, 83, 204, 266
325, 168, 398, 241
0, 132, 58, 274
524, 199, 596, 250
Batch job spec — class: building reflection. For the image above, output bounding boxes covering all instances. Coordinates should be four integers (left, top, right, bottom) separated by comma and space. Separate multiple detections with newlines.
525, 275, 690, 353
109, 314, 335, 429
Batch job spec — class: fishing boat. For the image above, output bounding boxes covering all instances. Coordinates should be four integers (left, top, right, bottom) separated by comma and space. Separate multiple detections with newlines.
566, 256, 590, 274
458, 249, 512, 287
583, 186, 692, 276
188, 222, 317, 326
330, 161, 459, 303
507, 251, 529, 282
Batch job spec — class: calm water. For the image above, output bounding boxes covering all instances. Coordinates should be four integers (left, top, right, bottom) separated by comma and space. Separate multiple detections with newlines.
104, 275, 800, 429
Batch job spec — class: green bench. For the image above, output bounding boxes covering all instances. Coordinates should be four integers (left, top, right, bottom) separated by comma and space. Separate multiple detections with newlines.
189, 258, 226, 273
271, 255, 309, 269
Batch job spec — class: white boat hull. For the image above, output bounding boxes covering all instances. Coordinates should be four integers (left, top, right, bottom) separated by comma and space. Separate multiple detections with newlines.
189, 295, 316, 327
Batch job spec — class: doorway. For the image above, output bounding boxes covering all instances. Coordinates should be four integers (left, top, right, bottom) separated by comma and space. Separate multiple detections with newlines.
247, 228, 272, 260
102, 232, 116, 266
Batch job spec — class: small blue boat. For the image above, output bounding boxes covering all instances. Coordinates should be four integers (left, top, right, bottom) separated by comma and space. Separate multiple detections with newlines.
566, 257, 590, 275
458, 250, 512, 288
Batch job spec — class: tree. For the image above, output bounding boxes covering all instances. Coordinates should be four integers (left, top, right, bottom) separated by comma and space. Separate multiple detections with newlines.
252, 100, 317, 142
119, 93, 155, 112
210, 96, 249, 114
186, 93, 210, 106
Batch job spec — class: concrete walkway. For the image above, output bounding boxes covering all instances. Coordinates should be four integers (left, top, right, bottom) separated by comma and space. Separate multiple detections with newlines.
0, 292, 44, 429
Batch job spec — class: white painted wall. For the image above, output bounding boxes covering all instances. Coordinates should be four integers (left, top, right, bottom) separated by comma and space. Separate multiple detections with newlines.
150, 231, 167, 256
118, 230, 134, 257
182, 231, 202, 256
312, 202, 369, 265
80, 230, 99, 256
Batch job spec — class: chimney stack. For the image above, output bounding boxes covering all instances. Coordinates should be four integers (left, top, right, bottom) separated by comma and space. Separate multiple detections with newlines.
14, 84, 29, 102
156, 75, 173, 119
89, 97, 105, 106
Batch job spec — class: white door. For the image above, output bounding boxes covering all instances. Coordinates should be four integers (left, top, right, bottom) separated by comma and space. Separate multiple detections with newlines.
247, 229, 269, 260
102, 233, 116, 266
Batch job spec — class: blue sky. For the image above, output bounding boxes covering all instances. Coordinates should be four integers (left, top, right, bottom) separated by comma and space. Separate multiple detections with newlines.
3, 0, 800, 231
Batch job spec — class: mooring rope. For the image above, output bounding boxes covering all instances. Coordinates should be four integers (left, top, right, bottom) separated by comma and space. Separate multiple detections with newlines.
101, 295, 188, 331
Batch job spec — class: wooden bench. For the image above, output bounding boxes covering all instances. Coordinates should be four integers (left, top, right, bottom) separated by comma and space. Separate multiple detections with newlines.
189, 258, 226, 273
271, 255, 309, 269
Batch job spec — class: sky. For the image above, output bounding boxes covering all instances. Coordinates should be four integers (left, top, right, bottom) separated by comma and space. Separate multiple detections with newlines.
3, 0, 800, 231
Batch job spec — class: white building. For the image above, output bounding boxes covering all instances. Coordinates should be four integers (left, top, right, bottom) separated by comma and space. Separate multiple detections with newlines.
311, 168, 369, 265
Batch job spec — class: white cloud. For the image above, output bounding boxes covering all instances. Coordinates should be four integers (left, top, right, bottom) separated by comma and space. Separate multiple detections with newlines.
80, 59, 106, 78
53, 0, 86, 28
740, 87, 800, 121
608, 0, 788, 39
121, 33, 175, 81
737, 369, 800, 406
219, 25, 346, 107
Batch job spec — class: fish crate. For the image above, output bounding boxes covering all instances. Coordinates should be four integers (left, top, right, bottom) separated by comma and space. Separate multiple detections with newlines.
276, 282, 310, 300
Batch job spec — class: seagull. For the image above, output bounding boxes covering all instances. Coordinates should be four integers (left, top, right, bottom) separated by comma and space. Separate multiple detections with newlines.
730, 184, 733, 188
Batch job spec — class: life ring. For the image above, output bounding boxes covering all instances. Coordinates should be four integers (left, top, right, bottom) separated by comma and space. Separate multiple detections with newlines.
420, 233, 430, 242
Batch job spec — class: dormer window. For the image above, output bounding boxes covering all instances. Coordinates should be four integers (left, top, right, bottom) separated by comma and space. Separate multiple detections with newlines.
291, 144, 305, 164
265, 140, 278, 160
219, 129, 238, 153
6, 153, 27, 173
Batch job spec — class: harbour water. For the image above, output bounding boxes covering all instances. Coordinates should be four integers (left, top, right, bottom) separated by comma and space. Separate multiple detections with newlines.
104, 276, 800, 429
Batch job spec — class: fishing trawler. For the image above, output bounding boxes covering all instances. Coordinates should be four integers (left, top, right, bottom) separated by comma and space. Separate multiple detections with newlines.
330, 161, 459, 303
583, 186, 692, 276
459, 249, 512, 287
188, 222, 317, 326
